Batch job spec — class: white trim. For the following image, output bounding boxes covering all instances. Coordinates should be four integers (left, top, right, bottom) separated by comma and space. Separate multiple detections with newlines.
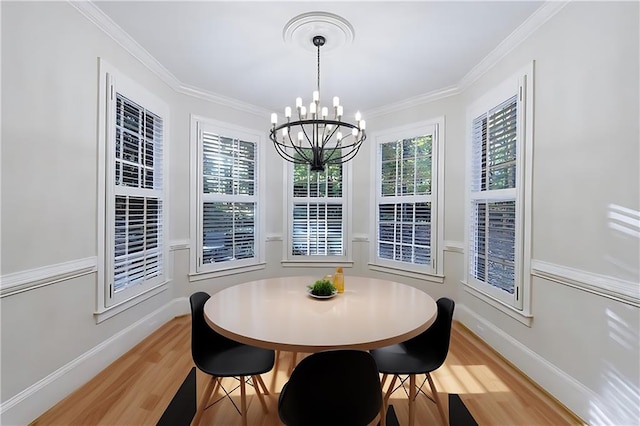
456, 304, 629, 425
458, 2, 568, 91
531, 260, 640, 307
188, 263, 267, 282
444, 240, 464, 254
369, 117, 445, 276
189, 115, 265, 276
462, 281, 533, 326
365, 86, 459, 118
69, 1, 566, 122
93, 282, 169, 323
0, 257, 97, 298
281, 260, 354, 269
169, 240, 190, 251
368, 263, 445, 284
0, 298, 188, 426
68, 1, 268, 117
364, 2, 568, 117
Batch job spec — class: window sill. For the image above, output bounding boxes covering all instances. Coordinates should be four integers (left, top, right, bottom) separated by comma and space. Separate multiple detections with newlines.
189, 262, 266, 282
368, 263, 445, 284
281, 259, 354, 269
462, 281, 533, 327
94, 281, 169, 324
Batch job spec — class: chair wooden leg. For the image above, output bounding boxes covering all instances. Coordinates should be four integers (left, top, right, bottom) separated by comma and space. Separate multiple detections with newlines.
380, 373, 388, 389
383, 375, 397, 408
426, 373, 448, 426
288, 352, 298, 375
240, 376, 248, 426
255, 374, 270, 395
408, 374, 417, 426
252, 375, 269, 413
192, 375, 217, 426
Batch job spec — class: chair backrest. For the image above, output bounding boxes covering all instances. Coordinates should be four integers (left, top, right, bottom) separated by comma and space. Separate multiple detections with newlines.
413, 297, 455, 368
278, 350, 383, 426
189, 291, 235, 371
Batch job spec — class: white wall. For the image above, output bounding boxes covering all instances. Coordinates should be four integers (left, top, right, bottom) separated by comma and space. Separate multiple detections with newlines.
1, 1, 638, 425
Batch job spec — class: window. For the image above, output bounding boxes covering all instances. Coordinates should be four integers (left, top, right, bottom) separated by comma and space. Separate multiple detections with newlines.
465, 63, 533, 314
190, 116, 264, 277
285, 154, 349, 262
97, 59, 169, 317
371, 120, 443, 278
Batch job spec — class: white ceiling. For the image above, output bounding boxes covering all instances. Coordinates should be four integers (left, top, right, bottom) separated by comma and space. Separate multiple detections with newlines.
93, 1, 544, 115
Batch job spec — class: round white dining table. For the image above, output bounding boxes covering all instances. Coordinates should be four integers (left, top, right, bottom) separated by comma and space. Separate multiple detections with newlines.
203, 275, 438, 352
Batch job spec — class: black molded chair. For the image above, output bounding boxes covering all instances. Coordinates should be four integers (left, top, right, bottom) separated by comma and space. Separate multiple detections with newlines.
278, 350, 383, 426
190, 292, 275, 426
370, 297, 455, 426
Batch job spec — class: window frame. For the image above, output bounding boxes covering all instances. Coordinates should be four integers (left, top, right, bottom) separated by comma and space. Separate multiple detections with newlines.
464, 62, 534, 321
369, 118, 444, 280
282, 156, 353, 266
96, 58, 170, 322
189, 115, 265, 280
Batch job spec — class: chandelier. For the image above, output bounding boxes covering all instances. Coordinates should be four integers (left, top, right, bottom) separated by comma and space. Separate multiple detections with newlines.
270, 35, 366, 172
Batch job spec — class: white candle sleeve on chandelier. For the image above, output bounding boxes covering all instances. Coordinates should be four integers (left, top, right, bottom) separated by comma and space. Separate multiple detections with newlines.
313, 91, 319, 102
337, 105, 343, 118
355, 111, 362, 122
321, 107, 328, 118
271, 113, 277, 125
360, 119, 366, 130
296, 97, 302, 108
333, 96, 340, 107
309, 102, 316, 115
285, 107, 291, 118
300, 106, 307, 118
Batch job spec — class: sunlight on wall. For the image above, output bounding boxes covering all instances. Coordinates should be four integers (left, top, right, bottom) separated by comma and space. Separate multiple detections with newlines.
588, 308, 640, 425
607, 204, 640, 239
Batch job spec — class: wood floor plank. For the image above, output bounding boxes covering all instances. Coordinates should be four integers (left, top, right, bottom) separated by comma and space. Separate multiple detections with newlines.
31, 316, 585, 426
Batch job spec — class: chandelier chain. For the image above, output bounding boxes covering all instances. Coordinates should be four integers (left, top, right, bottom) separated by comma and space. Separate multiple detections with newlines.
316, 41, 321, 93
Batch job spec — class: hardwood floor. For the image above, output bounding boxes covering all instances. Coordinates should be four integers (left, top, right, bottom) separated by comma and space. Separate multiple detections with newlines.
31, 316, 584, 425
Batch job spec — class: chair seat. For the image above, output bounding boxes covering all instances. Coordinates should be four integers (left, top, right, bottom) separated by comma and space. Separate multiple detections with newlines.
195, 341, 275, 378
370, 342, 442, 375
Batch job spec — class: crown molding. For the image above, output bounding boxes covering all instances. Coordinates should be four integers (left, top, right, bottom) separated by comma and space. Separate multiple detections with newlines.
366, 1, 569, 118
458, 1, 569, 91
365, 86, 460, 118
69, 1, 269, 117
71, 0, 568, 120
177, 83, 270, 117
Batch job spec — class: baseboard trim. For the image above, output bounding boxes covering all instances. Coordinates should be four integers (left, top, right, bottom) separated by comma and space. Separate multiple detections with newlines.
0, 298, 185, 425
456, 304, 618, 425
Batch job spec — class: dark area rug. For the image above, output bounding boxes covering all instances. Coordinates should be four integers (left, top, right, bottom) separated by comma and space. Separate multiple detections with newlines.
449, 393, 478, 426
160, 368, 477, 426
157, 367, 196, 426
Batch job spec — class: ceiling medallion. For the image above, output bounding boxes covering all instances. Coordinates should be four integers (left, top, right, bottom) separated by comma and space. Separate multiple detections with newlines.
283, 11, 355, 53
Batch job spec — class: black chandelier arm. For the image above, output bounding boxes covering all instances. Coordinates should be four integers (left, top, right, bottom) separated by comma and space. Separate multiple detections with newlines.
270, 129, 314, 164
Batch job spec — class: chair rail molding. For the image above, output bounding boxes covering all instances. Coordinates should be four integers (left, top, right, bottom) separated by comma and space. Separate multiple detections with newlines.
0, 257, 97, 298
531, 259, 639, 307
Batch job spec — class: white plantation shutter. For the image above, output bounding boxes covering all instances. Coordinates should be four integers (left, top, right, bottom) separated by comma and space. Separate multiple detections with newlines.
200, 130, 257, 268
112, 94, 164, 296
376, 135, 434, 269
469, 95, 519, 298
290, 159, 345, 258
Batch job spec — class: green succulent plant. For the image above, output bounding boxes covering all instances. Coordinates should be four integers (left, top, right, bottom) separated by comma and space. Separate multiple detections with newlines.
307, 279, 337, 296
